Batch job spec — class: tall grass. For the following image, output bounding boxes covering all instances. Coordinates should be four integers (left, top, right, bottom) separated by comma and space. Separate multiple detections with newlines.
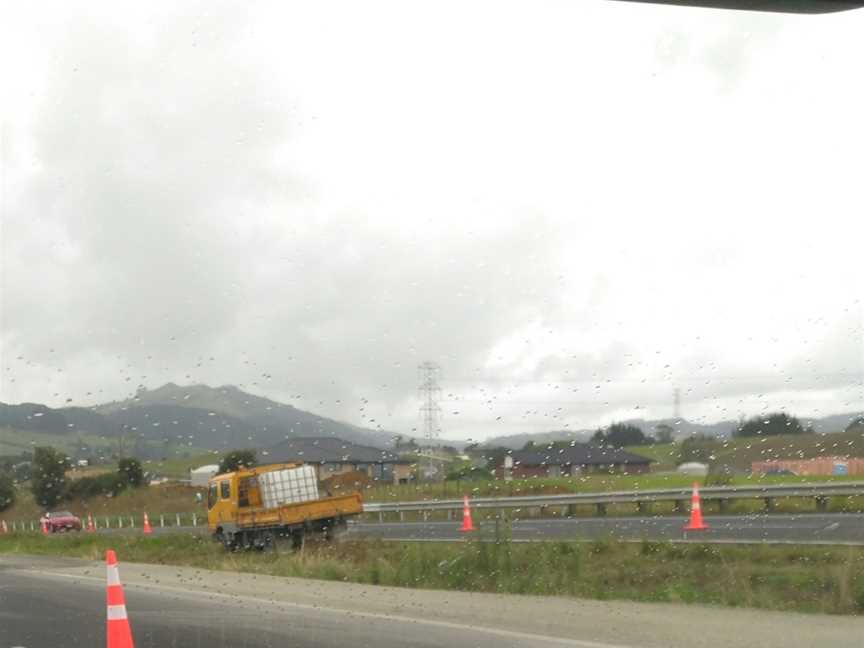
3, 532, 864, 615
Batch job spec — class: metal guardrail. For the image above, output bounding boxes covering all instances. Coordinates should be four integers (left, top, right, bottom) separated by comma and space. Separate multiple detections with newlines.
362, 482, 864, 515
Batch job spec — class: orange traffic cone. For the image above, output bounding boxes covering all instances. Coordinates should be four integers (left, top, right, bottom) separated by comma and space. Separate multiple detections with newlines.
459, 495, 476, 533
683, 482, 709, 531
41, 518, 49, 535
87, 513, 96, 533
142, 512, 152, 535
105, 550, 135, 648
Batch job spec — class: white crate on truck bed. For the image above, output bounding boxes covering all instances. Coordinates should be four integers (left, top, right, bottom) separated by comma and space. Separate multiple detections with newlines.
259, 465, 320, 509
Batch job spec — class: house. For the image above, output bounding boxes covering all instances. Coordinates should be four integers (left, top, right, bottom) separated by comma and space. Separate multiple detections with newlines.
265, 437, 414, 484
190, 464, 220, 487
494, 443, 653, 479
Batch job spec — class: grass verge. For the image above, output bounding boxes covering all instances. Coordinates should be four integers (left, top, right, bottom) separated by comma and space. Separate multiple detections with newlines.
3, 532, 864, 615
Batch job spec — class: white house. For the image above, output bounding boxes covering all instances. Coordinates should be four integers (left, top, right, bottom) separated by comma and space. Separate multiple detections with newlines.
190, 464, 220, 487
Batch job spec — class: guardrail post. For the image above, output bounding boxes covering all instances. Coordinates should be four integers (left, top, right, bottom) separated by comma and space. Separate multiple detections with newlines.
30, 521, 35, 531
567, 504, 577, 517
160, 514, 165, 527
400, 511, 405, 522
763, 497, 775, 513
422, 510, 429, 522
378, 512, 384, 523
105, 517, 110, 529
192, 513, 197, 527
718, 499, 729, 514
815, 496, 828, 513
595, 503, 607, 517
118, 516, 123, 529
129, 516, 134, 528
176, 513, 181, 526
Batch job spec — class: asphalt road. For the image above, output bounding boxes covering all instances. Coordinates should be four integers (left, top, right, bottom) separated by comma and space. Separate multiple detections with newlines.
38, 511, 864, 545
30, 512, 864, 546
3, 553, 863, 648
350, 512, 864, 545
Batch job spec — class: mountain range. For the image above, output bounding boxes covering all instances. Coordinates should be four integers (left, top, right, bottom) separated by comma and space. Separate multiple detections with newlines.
2, 383, 860, 457
0, 383, 395, 455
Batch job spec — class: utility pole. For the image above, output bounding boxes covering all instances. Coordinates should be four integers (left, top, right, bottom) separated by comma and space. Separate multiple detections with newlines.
418, 362, 442, 481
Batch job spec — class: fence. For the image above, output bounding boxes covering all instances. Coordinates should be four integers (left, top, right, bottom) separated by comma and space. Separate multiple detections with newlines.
3, 512, 203, 533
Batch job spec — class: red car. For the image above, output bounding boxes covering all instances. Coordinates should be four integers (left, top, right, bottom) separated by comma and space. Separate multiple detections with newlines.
41, 510, 82, 533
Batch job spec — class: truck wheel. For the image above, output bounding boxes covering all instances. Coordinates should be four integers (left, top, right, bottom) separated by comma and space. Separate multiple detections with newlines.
268, 530, 290, 553
324, 518, 348, 542
217, 531, 237, 552
291, 529, 305, 551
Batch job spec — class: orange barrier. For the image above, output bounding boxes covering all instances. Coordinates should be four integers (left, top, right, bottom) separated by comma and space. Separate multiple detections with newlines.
683, 482, 709, 531
106, 550, 135, 648
459, 495, 476, 533
142, 512, 152, 535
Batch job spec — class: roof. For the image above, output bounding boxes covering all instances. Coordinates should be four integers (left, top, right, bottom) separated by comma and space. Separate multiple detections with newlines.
507, 444, 652, 467
190, 464, 219, 473
265, 437, 406, 464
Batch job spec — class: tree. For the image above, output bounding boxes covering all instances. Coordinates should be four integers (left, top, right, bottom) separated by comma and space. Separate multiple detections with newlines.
677, 436, 716, 465
31, 446, 69, 508
0, 471, 15, 512
117, 457, 145, 487
218, 449, 257, 474
655, 424, 674, 444
734, 412, 809, 438
594, 423, 650, 447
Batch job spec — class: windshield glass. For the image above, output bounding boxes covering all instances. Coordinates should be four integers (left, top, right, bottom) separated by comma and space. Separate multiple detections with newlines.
2, 2, 863, 648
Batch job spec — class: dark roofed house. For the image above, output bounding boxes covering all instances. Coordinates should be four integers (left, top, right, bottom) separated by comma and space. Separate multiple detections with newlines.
494, 443, 653, 479
266, 437, 413, 484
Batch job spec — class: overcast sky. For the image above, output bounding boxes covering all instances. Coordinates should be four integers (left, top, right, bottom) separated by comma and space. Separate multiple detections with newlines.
1, 1, 862, 442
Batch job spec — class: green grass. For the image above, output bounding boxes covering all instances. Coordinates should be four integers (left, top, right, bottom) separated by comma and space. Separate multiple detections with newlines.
3, 532, 864, 615
627, 429, 864, 473
143, 451, 219, 479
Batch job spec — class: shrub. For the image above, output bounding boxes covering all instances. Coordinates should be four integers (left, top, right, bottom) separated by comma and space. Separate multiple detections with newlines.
31, 446, 69, 508
0, 471, 15, 511
65, 473, 127, 500
218, 449, 257, 474
117, 457, 145, 487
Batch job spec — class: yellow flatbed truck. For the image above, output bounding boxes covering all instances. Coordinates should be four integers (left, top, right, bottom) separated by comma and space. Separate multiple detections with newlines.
207, 462, 363, 550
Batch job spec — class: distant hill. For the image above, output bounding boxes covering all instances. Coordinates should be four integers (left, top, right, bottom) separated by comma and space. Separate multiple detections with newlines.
482, 413, 863, 450
0, 383, 396, 453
